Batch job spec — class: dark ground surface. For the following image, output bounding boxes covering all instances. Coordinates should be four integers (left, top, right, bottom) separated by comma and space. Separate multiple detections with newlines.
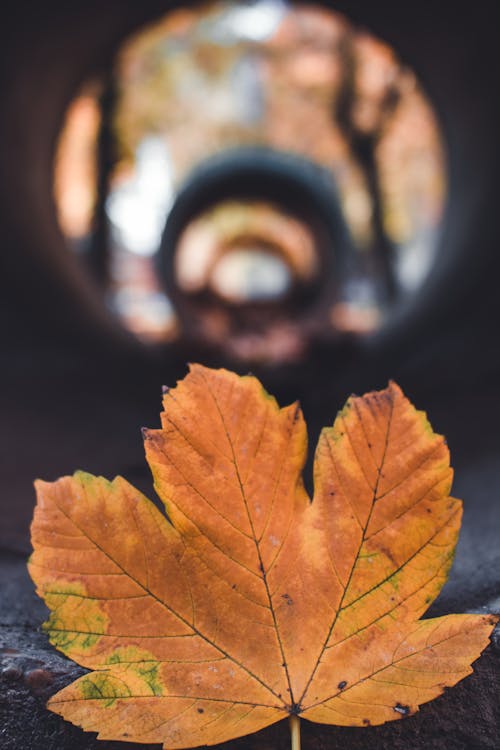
1, 615, 499, 750
1, 331, 500, 750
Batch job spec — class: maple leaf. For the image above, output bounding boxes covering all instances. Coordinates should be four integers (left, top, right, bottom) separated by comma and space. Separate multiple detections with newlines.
29, 365, 497, 749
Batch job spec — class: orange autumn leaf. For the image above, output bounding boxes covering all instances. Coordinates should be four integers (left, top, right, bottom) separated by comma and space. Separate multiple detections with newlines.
29, 365, 496, 748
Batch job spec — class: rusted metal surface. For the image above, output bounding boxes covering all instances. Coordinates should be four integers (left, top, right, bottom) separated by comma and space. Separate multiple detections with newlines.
1, 548, 499, 750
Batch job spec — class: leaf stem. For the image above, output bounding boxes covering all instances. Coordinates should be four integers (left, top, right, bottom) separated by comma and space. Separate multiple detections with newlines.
289, 715, 301, 750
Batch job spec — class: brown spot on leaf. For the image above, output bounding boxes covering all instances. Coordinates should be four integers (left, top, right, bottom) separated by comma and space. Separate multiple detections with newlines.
393, 703, 410, 716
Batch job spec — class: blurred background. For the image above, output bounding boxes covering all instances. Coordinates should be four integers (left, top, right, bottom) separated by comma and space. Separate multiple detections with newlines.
1, 1, 499, 748
53, 1, 446, 352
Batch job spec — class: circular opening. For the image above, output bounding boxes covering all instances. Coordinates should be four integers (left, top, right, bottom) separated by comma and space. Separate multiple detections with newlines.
53, 0, 447, 360
210, 248, 293, 303
174, 199, 317, 304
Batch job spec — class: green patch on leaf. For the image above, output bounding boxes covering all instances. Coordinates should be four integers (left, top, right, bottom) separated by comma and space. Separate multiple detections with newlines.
80, 673, 131, 707
43, 581, 108, 653
105, 647, 164, 696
